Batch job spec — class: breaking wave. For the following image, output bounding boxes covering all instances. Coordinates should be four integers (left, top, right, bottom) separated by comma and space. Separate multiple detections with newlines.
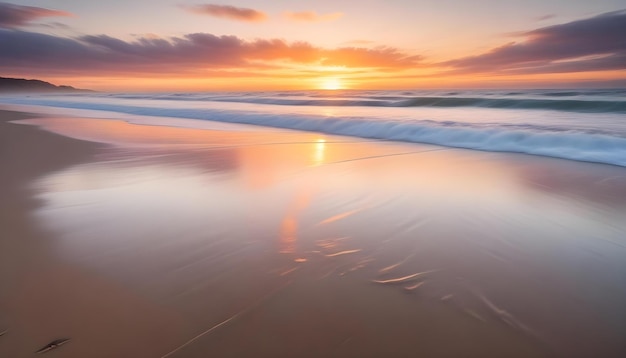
2, 89, 626, 167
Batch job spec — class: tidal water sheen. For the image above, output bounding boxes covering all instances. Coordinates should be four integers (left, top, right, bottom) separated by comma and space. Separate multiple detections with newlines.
22, 116, 626, 357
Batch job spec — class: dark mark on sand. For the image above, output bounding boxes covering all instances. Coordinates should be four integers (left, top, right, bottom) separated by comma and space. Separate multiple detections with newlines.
36, 338, 70, 354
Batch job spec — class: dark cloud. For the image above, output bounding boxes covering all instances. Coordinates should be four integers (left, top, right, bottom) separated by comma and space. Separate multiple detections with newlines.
37, 21, 73, 30
0, 2, 71, 28
180, 4, 267, 22
508, 53, 626, 75
0, 29, 422, 76
536, 14, 555, 21
442, 10, 626, 74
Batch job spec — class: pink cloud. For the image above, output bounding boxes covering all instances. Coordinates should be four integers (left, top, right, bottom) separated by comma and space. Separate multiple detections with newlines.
284, 11, 342, 22
181, 4, 267, 22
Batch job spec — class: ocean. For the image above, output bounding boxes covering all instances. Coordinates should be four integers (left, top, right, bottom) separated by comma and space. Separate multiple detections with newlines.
2, 88, 625, 166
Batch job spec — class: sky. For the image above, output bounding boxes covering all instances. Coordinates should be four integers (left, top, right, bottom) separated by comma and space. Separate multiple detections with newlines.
0, 0, 625, 91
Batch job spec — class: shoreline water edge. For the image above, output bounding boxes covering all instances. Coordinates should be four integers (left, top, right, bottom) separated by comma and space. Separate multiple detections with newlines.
1, 89, 625, 167
0, 101, 625, 357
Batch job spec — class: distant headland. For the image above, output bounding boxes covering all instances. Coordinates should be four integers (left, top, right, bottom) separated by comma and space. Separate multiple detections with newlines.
0, 77, 92, 93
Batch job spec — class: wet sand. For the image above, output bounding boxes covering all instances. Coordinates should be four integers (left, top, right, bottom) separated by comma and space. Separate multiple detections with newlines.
1, 107, 625, 357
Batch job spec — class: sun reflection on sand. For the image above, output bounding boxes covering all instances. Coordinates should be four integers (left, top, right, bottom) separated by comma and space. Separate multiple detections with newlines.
313, 138, 326, 165
279, 217, 297, 254
279, 189, 312, 261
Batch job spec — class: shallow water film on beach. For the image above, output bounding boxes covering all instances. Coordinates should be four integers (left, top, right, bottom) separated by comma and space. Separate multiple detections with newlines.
8, 113, 623, 357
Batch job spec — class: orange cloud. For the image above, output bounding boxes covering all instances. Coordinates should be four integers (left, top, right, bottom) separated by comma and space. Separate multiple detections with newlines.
343, 39, 375, 46
180, 4, 267, 22
284, 11, 342, 22
322, 47, 422, 69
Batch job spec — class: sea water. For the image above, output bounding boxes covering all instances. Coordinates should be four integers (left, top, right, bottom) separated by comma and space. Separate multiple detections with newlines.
1, 88, 625, 166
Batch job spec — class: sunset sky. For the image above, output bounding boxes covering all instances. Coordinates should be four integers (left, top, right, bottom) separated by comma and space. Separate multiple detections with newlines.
1, 0, 625, 91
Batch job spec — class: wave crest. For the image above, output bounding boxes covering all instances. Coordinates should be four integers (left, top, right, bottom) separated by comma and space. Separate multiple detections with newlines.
2, 93, 626, 167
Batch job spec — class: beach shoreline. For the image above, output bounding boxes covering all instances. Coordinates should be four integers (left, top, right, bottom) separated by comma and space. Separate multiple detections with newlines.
1, 106, 625, 357
0, 109, 188, 357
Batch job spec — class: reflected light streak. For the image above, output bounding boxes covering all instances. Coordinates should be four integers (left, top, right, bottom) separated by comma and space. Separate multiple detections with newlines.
317, 208, 362, 226
278, 188, 312, 259
279, 217, 297, 254
314, 138, 326, 166
321, 108, 337, 117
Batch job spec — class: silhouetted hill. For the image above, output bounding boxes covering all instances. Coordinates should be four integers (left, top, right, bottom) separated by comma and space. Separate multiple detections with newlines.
0, 77, 93, 93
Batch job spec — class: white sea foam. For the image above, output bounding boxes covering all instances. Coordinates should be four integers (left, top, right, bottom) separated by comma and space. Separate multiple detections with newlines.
1, 90, 625, 167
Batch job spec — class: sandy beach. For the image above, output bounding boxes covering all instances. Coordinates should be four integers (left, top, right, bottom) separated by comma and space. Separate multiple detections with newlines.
1, 106, 626, 358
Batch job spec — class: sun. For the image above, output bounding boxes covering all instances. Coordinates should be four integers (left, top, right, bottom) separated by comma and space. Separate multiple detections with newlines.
320, 78, 343, 90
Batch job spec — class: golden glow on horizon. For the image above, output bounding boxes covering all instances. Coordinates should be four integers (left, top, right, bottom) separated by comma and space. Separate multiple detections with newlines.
320, 78, 343, 90
37, 68, 626, 92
